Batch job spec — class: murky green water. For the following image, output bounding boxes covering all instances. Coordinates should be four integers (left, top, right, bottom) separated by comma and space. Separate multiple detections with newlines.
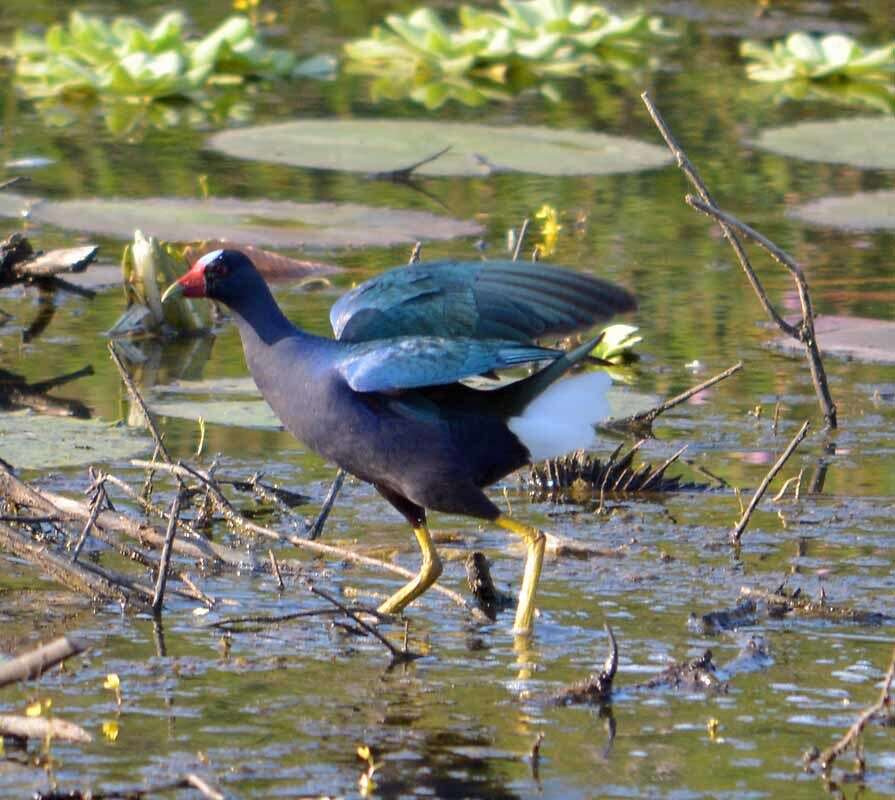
2, 1, 895, 797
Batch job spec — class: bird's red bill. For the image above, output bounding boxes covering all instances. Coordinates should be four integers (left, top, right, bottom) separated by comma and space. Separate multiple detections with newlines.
176, 261, 208, 297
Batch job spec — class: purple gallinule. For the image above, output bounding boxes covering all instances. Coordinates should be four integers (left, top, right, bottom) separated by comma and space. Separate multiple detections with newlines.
162, 250, 635, 634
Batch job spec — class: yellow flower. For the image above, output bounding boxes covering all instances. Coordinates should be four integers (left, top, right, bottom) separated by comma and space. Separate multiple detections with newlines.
103, 673, 120, 690
25, 699, 51, 717
102, 720, 120, 741
534, 204, 562, 257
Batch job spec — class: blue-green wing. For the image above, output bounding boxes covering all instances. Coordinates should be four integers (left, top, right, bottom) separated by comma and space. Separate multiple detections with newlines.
330, 260, 636, 344
336, 336, 559, 393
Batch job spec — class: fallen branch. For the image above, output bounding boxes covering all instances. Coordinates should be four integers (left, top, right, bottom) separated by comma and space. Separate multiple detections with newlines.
0, 714, 92, 743
641, 91, 836, 429
0, 521, 134, 605
130, 458, 487, 617
730, 420, 810, 544
0, 462, 244, 567
0, 636, 86, 689
32, 774, 225, 800
740, 585, 890, 625
805, 645, 895, 774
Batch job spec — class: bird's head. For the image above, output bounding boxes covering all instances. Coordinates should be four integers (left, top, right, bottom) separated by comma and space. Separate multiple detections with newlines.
161, 249, 262, 308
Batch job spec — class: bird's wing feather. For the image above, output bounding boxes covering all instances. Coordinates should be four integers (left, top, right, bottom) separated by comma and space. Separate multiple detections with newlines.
336, 336, 559, 393
330, 260, 635, 343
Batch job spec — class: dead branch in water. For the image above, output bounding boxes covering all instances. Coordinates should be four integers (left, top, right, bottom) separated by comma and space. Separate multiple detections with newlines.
740, 585, 891, 625
551, 624, 618, 706
0, 636, 86, 688
31, 774, 226, 800
805, 645, 895, 776
730, 420, 810, 544
641, 92, 836, 429
0, 714, 92, 743
0, 232, 99, 292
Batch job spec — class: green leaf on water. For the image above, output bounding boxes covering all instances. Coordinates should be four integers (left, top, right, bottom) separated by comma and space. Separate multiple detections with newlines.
0, 194, 482, 249
749, 117, 895, 170
789, 190, 895, 231
207, 119, 671, 177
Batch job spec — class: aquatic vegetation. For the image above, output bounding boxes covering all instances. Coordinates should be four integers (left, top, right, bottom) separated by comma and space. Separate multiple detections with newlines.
11, 11, 330, 100
208, 119, 671, 176
344, 1, 674, 107
741, 32, 895, 111
8, 11, 333, 134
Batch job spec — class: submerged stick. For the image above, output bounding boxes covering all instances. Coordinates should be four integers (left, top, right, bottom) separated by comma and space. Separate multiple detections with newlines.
641, 91, 836, 429
0, 636, 86, 689
730, 420, 810, 544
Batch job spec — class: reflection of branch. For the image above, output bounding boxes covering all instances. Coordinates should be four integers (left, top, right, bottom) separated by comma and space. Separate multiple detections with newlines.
368, 145, 452, 181
730, 420, 810, 544
641, 91, 836, 429
805, 645, 895, 774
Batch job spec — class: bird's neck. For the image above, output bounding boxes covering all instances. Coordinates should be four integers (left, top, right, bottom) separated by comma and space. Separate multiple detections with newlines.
226, 283, 300, 347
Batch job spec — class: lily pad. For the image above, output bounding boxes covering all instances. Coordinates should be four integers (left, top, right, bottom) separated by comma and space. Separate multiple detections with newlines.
150, 399, 282, 430
772, 316, 895, 364
207, 119, 672, 177
0, 412, 152, 470
789, 190, 895, 231
0, 195, 481, 249
750, 117, 895, 169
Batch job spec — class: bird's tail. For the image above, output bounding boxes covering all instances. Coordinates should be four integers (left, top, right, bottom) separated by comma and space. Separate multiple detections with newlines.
495, 334, 612, 462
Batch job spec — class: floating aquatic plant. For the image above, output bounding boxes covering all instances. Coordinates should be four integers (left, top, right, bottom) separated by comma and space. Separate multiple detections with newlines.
741, 32, 895, 111
344, 1, 674, 108
11, 11, 331, 101
741, 33, 895, 82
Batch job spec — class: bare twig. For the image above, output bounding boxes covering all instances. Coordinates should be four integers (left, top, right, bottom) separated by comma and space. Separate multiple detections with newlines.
610, 362, 743, 432
71, 469, 107, 562
805, 645, 895, 774
0, 636, 86, 688
408, 242, 422, 264
268, 548, 285, 591
152, 490, 182, 615
641, 91, 836, 429
512, 218, 530, 262
731, 420, 810, 544
129, 459, 482, 616
308, 468, 345, 541
109, 342, 172, 463
307, 582, 422, 664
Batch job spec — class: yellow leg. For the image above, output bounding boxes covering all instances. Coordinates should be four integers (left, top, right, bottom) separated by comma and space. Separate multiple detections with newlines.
377, 524, 443, 615
495, 514, 546, 636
